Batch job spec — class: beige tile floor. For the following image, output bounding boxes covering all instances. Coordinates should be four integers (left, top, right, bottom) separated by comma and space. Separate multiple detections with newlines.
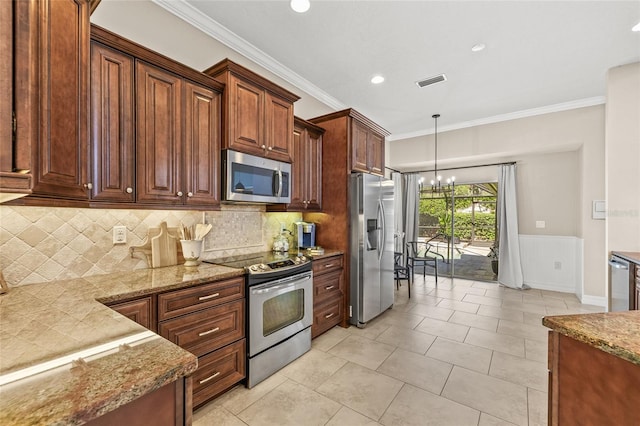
193, 275, 604, 426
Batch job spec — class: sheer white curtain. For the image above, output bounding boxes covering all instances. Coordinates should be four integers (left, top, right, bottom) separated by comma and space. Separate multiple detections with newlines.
392, 172, 404, 254
403, 173, 420, 248
497, 164, 525, 289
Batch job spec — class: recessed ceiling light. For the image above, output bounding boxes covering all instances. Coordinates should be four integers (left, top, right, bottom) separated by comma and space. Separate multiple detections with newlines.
471, 43, 486, 52
290, 0, 310, 13
633, 22, 640, 32
371, 75, 385, 84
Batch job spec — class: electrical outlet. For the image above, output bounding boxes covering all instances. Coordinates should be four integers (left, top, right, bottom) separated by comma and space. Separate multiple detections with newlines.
536, 220, 546, 229
554, 261, 562, 270
113, 226, 127, 244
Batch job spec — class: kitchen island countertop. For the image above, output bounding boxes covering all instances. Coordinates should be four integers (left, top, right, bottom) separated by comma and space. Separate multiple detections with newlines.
0, 263, 244, 425
542, 310, 640, 366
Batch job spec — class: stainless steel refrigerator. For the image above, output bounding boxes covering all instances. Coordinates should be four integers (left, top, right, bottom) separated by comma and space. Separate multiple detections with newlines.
349, 172, 395, 327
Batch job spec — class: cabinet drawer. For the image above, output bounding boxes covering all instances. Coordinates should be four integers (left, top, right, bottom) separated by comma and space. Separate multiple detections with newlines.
312, 255, 343, 276
158, 299, 244, 357
313, 269, 344, 306
158, 277, 244, 321
107, 297, 155, 332
312, 297, 343, 339
193, 339, 246, 408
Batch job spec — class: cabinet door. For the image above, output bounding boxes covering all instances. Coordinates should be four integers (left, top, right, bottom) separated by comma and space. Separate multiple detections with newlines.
265, 92, 294, 162
351, 120, 369, 173
184, 81, 221, 207
368, 131, 385, 176
14, 0, 90, 199
287, 125, 307, 210
305, 127, 323, 210
108, 297, 155, 332
226, 75, 265, 156
136, 61, 183, 204
90, 42, 135, 202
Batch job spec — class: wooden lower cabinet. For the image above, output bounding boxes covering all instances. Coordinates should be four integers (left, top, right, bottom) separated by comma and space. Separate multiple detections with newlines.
548, 331, 640, 425
87, 377, 190, 426
192, 339, 246, 408
311, 254, 345, 338
107, 297, 155, 332
158, 279, 246, 408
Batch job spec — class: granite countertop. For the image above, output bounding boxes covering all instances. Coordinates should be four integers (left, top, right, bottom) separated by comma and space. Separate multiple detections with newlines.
612, 251, 640, 265
0, 263, 244, 425
543, 310, 640, 366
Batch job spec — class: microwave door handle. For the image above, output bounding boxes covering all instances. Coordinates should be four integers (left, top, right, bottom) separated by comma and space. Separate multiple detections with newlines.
276, 169, 283, 197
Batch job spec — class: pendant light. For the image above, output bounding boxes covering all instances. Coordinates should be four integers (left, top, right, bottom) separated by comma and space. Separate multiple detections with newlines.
425, 114, 455, 194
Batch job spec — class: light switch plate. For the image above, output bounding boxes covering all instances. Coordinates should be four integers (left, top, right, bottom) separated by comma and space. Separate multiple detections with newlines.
113, 226, 127, 244
535, 220, 546, 229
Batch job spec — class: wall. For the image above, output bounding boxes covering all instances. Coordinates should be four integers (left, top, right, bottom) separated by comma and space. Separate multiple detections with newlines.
89, 0, 333, 121
606, 62, 640, 255
0, 204, 301, 287
389, 105, 606, 302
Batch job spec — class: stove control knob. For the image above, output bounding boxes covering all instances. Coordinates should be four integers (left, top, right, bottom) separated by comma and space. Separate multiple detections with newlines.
249, 265, 259, 272
259, 263, 268, 271
293, 256, 301, 264
299, 255, 307, 262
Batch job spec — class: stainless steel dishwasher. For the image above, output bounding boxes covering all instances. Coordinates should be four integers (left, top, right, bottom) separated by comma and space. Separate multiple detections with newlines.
609, 254, 634, 311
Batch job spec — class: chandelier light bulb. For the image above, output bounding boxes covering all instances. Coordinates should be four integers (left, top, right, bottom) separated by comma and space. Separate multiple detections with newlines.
437, 175, 442, 182
430, 179, 435, 186
446, 178, 451, 184
451, 176, 456, 182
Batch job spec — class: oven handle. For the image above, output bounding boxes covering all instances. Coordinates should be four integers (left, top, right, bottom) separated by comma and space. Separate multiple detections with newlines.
250, 272, 312, 294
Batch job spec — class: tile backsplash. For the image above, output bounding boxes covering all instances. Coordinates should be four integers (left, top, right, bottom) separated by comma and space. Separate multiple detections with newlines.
0, 205, 301, 287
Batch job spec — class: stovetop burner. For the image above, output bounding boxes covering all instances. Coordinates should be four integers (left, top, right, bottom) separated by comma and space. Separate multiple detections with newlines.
202, 251, 311, 276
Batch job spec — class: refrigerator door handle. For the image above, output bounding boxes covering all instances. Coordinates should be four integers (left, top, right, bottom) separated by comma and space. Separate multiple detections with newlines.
378, 199, 385, 261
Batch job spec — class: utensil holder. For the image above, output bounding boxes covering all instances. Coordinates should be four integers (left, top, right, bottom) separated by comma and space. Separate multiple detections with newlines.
180, 240, 203, 266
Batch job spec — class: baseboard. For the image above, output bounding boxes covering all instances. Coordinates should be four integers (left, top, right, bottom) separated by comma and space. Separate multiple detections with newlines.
524, 280, 575, 294
579, 295, 607, 308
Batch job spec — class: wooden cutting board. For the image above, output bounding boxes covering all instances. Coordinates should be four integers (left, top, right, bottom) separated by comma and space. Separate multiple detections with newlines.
151, 222, 178, 268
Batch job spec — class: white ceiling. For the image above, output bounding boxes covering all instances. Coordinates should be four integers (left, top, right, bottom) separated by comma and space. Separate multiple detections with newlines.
151, 0, 640, 140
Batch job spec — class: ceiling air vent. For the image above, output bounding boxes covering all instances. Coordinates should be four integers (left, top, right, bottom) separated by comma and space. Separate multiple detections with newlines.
415, 74, 447, 88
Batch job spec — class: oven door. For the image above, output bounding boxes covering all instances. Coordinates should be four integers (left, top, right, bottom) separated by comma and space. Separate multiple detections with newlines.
248, 271, 313, 357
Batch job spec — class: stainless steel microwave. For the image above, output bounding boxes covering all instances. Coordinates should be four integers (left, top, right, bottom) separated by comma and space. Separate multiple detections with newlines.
223, 149, 291, 204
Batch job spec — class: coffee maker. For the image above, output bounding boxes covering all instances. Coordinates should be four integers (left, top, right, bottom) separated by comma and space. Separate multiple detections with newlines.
294, 221, 316, 249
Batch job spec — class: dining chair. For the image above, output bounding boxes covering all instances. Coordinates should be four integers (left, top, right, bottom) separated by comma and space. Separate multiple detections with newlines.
406, 241, 445, 285
394, 251, 412, 298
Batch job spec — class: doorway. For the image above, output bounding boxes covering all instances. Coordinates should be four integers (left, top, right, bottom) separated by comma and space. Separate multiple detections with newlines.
418, 182, 497, 282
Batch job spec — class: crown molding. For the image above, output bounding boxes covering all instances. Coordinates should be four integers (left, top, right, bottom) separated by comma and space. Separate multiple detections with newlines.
387, 96, 606, 141
152, 0, 345, 110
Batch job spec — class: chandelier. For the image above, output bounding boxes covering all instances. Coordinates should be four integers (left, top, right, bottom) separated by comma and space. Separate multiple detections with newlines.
419, 114, 455, 195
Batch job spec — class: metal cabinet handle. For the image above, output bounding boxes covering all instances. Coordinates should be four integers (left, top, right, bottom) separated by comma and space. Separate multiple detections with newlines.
324, 264, 334, 268
126, 187, 133, 194
199, 371, 220, 384
268, 146, 273, 151
187, 192, 193, 197
83, 183, 93, 190
177, 191, 183, 197
198, 327, 220, 337
198, 293, 220, 301
325, 285, 335, 290
261, 144, 266, 149
324, 313, 334, 319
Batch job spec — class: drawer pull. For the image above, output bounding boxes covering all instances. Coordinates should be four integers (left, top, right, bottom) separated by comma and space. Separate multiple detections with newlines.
199, 371, 220, 384
325, 313, 335, 319
324, 264, 334, 268
198, 327, 220, 337
325, 285, 335, 290
198, 293, 220, 301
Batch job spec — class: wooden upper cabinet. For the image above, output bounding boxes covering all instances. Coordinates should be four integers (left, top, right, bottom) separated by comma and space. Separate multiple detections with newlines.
184, 81, 221, 207
13, 0, 90, 200
136, 61, 184, 205
204, 59, 300, 163
90, 41, 135, 202
270, 117, 323, 212
227, 75, 265, 154
352, 119, 384, 175
310, 109, 388, 177
90, 24, 223, 209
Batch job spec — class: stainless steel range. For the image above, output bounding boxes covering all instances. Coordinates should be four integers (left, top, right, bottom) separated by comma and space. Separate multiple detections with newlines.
205, 252, 313, 388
